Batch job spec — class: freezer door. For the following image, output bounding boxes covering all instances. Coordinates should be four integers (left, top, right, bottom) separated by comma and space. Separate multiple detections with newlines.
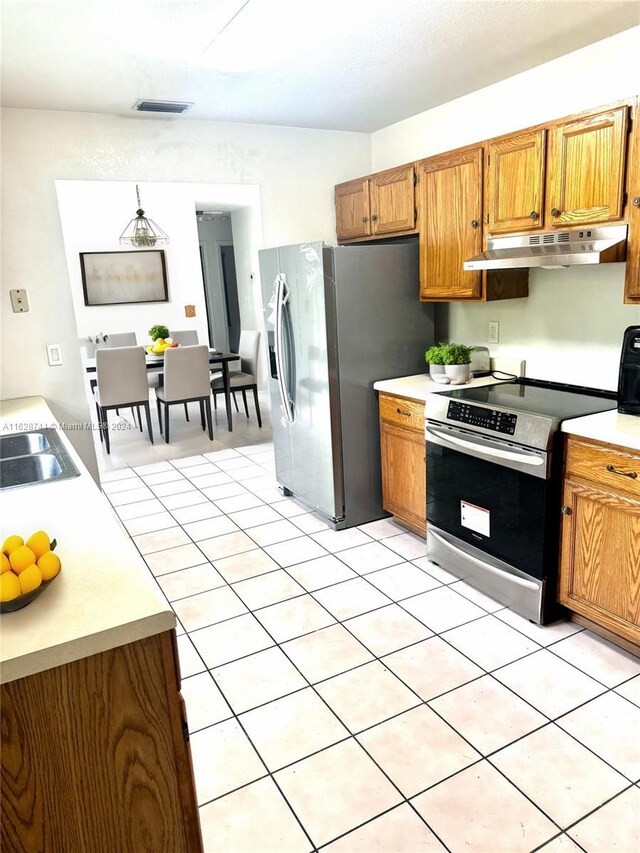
259, 247, 295, 494
277, 243, 344, 521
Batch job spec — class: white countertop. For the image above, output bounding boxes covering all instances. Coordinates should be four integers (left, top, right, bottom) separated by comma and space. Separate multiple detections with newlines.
373, 373, 507, 403
0, 397, 174, 684
561, 408, 640, 453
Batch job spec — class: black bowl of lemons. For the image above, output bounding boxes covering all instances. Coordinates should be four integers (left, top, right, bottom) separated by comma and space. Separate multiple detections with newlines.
0, 531, 62, 613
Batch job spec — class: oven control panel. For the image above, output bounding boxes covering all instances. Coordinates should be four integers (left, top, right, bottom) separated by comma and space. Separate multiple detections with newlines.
447, 401, 517, 435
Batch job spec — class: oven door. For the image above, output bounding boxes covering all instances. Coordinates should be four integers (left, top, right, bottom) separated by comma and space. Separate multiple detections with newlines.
426, 421, 551, 581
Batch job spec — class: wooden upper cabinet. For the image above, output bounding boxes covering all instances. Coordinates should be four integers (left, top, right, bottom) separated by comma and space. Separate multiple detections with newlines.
418, 147, 483, 300
546, 105, 628, 227
335, 178, 371, 240
369, 165, 416, 235
624, 96, 640, 304
487, 130, 546, 233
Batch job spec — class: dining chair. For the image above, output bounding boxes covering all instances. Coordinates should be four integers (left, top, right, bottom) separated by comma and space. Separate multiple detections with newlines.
169, 329, 199, 345
155, 345, 214, 443
95, 347, 153, 455
211, 331, 262, 428
105, 331, 137, 347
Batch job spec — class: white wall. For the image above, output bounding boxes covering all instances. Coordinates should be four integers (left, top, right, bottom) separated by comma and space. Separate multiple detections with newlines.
372, 26, 640, 391
1, 109, 370, 470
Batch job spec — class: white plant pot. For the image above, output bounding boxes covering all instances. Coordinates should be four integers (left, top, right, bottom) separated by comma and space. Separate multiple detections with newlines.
429, 364, 446, 378
444, 364, 471, 385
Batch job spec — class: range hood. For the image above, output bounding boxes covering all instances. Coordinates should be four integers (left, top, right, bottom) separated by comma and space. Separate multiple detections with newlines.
464, 225, 627, 271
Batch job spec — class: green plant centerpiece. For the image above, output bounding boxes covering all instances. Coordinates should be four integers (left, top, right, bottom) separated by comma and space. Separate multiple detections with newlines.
442, 342, 474, 385
149, 324, 170, 342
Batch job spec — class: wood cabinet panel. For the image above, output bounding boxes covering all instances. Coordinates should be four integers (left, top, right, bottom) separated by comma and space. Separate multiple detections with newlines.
335, 178, 371, 240
565, 438, 640, 499
559, 479, 640, 645
370, 166, 416, 235
419, 148, 483, 300
487, 129, 546, 233
1, 632, 203, 853
624, 96, 640, 304
379, 393, 425, 432
547, 106, 628, 227
380, 419, 426, 536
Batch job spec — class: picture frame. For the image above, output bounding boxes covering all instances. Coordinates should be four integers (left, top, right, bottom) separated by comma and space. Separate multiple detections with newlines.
79, 250, 168, 307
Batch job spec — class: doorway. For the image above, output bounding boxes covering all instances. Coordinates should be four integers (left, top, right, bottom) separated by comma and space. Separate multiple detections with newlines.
197, 212, 241, 352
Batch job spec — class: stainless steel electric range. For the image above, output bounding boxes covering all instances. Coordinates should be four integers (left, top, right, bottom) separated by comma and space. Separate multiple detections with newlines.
425, 379, 617, 624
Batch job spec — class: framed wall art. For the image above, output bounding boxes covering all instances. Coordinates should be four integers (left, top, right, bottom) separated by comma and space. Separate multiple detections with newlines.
79, 250, 168, 306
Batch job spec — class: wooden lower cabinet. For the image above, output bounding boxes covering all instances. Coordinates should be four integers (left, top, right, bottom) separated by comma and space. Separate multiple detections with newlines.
1, 631, 203, 853
379, 393, 426, 535
559, 437, 640, 645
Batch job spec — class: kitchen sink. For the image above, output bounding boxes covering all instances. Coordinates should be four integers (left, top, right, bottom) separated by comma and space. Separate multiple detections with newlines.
0, 431, 50, 459
0, 429, 80, 491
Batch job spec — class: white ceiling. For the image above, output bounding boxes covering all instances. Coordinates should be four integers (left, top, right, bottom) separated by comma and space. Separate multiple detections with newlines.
2, 0, 639, 132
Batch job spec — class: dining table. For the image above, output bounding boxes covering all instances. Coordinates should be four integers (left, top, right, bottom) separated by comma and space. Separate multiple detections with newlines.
84, 348, 241, 432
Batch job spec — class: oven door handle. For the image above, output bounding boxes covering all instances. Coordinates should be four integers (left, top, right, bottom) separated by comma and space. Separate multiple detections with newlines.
426, 425, 546, 468
429, 529, 540, 591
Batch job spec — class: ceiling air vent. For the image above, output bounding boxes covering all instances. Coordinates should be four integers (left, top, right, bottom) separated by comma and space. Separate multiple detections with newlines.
133, 100, 193, 114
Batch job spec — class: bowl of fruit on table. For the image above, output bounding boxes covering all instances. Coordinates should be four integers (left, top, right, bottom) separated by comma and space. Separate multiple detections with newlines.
146, 324, 179, 357
1, 531, 62, 612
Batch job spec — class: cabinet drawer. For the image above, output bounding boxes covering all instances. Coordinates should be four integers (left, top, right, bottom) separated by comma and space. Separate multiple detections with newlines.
379, 394, 425, 433
566, 438, 640, 497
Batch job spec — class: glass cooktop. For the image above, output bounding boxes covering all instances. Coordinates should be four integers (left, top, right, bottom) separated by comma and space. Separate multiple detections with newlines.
440, 379, 617, 422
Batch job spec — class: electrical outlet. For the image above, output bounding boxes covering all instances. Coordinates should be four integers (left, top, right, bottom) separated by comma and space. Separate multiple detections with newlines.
10, 289, 29, 313
488, 321, 500, 344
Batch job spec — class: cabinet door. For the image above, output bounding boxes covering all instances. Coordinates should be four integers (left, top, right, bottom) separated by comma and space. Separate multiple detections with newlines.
559, 479, 640, 645
546, 106, 628, 227
335, 178, 371, 240
487, 130, 546, 233
370, 165, 416, 235
380, 420, 426, 535
624, 96, 640, 304
418, 148, 483, 300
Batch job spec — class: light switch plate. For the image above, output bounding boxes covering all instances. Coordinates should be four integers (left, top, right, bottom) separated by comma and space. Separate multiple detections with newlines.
46, 344, 63, 366
10, 289, 29, 312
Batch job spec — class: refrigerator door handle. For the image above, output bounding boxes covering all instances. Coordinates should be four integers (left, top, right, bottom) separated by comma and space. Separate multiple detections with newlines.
274, 274, 295, 423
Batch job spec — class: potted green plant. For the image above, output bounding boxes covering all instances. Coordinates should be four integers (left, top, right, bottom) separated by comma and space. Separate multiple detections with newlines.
443, 342, 474, 385
148, 324, 170, 342
425, 344, 448, 381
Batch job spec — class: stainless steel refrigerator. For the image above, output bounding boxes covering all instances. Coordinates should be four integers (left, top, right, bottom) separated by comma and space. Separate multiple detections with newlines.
259, 241, 434, 528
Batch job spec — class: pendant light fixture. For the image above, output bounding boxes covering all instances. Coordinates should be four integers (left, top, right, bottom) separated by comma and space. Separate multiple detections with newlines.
119, 184, 169, 248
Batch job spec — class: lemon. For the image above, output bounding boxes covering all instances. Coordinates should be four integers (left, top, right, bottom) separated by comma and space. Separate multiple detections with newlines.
0, 571, 21, 602
26, 530, 53, 561
9, 545, 36, 575
38, 551, 61, 581
2, 535, 24, 557
18, 564, 42, 595
0, 553, 11, 574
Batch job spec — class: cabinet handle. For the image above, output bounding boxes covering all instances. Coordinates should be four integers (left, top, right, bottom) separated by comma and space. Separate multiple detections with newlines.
633, 197, 640, 207
606, 463, 638, 479
396, 408, 412, 417
551, 207, 560, 217
371, 214, 378, 221
471, 219, 479, 228
530, 211, 539, 220
361, 216, 368, 222
561, 506, 572, 515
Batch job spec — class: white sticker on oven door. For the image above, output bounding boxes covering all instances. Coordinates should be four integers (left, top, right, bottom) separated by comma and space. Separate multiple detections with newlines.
461, 501, 490, 537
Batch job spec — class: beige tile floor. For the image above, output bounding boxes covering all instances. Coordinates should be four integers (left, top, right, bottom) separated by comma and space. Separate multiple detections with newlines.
103, 442, 640, 853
